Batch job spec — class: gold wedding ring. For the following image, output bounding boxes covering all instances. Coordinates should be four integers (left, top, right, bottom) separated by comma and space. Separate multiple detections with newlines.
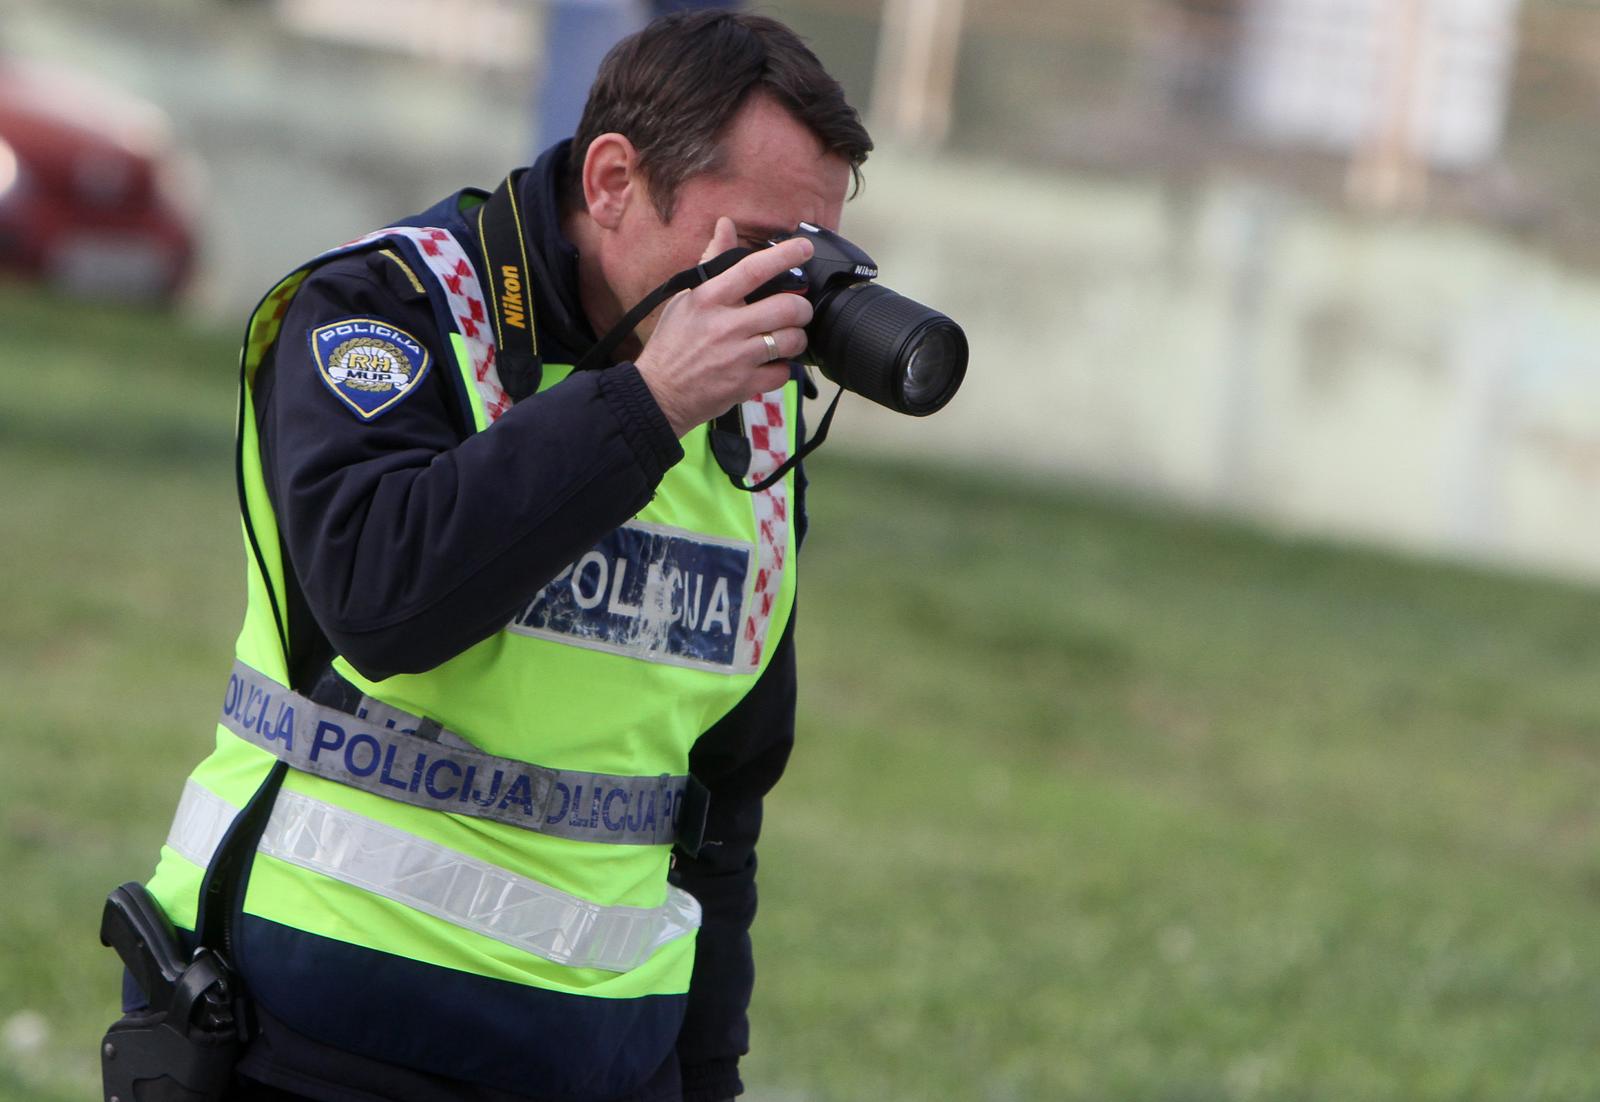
760, 332, 780, 362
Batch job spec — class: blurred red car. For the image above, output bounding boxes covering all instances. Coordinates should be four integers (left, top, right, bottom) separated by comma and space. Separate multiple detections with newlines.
0, 59, 200, 302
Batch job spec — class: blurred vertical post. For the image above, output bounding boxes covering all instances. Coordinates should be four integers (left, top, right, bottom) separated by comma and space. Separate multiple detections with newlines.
533, 0, 646, 153
1347, 0, 1430, 210
1234, 0, 1519, 199
531, 0, 740, 155
871, 0, 966, 147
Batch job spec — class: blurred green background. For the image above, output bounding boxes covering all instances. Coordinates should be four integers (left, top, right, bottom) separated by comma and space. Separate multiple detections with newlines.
6, 0, 1600, 1099
7, 284, 1600, 1099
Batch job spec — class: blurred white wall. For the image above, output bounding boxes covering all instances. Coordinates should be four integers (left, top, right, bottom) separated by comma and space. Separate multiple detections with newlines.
11, 0, 1600, 583
838, 150, 1600, 584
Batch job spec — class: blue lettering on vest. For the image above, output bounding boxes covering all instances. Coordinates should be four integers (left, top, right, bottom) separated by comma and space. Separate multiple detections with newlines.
602, 788, 629, 831
424, 759, 461, 800
567, 785, 586, 827
546, 782, 571, 825
510, 525, 752, 669
409, 753, 427, 793
242, 684, 263, 731
265, 703, 295, 750
223, 673, 243, 718
310, 720, 346, 762
472, 769, 505, 808
345, 733, 380, 777
379, 743, 409, 790
498, 774, 534, 817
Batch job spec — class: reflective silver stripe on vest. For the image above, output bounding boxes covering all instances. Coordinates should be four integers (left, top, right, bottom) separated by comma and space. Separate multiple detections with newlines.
218, 660, 687, 846
166, 780, 701, 974
166, 778, 240, 866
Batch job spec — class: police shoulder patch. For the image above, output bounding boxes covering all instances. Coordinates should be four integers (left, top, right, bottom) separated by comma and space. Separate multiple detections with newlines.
309, 317, 432, 421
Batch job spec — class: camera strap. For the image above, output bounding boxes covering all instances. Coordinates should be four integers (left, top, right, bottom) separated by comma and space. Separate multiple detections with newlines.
711, 383, 842, 493
475, 171, 542, 401
572, 246, 840, 492
571, 246, 753, 376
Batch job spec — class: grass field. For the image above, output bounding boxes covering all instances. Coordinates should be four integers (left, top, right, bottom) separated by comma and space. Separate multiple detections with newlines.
4, 281, 1600, 1101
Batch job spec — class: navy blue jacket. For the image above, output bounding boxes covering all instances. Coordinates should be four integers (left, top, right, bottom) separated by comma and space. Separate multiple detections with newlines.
237, 143, 802, 1102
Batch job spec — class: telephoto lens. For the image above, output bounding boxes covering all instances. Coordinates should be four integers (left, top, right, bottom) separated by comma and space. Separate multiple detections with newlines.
808, 281, 967, 416
777, 224, 967, 417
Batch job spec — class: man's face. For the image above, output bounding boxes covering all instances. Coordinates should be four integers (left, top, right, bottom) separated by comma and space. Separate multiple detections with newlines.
609, 93, 851, 340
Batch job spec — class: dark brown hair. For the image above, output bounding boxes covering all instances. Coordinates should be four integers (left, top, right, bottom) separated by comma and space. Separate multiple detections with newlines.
565, 10, 873, 220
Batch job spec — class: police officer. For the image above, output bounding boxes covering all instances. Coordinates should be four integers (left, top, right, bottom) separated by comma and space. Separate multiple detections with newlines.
118, 12, 871, 1101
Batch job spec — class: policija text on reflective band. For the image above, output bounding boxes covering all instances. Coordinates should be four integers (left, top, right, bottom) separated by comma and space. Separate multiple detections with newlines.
167, 781, 702, 973
219, 660, 705, 848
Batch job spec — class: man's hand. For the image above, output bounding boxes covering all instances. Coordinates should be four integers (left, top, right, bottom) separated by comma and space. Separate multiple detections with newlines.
635, 217, 814, 438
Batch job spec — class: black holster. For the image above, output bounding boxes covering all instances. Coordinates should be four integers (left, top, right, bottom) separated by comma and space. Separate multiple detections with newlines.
100, 882, 242, 1102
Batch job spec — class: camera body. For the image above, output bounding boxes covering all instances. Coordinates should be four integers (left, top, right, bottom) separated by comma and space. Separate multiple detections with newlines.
753, 222, 881, 297
746, 223, 967, 417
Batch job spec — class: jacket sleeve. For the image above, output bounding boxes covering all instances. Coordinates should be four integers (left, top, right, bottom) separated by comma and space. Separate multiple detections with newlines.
673, 614, 799, 1102
254, 248, 684, 680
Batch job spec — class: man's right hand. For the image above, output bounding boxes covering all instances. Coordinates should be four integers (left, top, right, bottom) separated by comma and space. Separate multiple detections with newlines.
635, 217, 815, 438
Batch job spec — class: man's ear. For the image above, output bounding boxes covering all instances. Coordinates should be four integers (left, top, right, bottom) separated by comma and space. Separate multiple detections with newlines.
582, 133, 639, 230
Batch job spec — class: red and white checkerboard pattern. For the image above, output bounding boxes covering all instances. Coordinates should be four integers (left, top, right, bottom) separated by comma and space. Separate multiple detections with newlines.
341, 226, 512, 424
245, 271, 311, 378
736, 389, 791, 671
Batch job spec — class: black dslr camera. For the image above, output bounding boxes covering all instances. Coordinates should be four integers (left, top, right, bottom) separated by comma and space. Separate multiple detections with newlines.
744, 223, 968, 417
582, 222, 968, 421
